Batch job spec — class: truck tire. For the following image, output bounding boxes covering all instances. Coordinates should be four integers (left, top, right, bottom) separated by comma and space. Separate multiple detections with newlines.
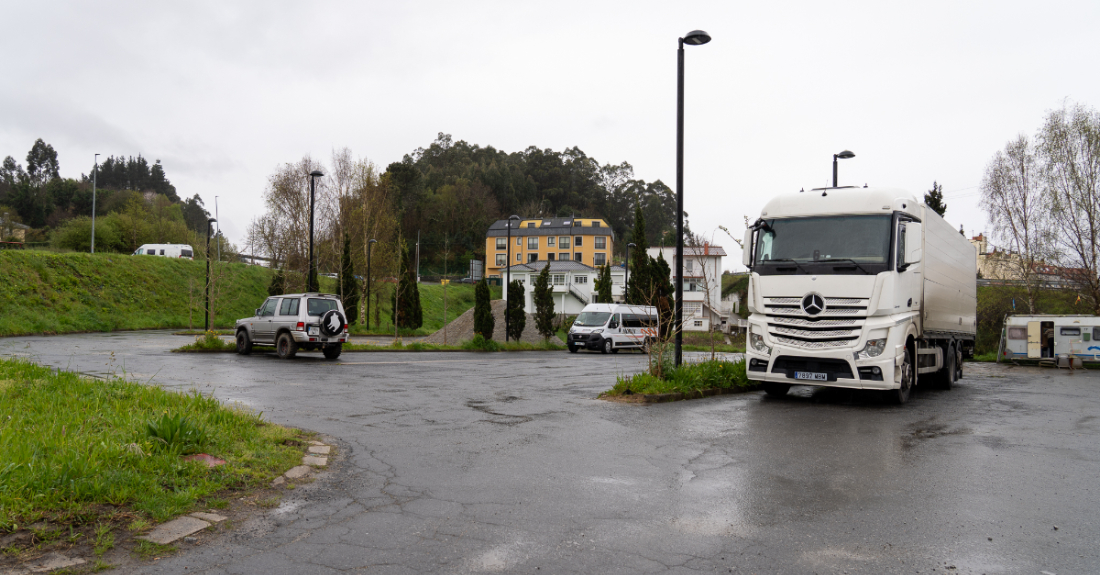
890, 347, 914, 404
322, 343, 342, 360
955, 347, 964, 380
763, 383, 790, 397
276, 332, 298, 359
235, 330, 252, 355
602, 339, 612, 354
938, 345, 956, 390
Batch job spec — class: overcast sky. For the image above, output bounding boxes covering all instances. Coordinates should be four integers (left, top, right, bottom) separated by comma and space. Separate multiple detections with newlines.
3, 0, 1098, 270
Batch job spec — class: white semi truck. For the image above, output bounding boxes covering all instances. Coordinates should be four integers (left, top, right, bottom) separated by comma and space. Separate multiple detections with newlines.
742, 186, 976, 403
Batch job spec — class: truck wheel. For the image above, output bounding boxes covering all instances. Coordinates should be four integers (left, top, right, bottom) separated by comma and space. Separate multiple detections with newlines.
955, 347, 964, 380
276, 332, 298, 359
763, 383, 790, 397
322, 343, 342, 360
938, 346, 956, 390
891, 347, 914, 404
602, 339, 612, 354
235, 330, 252, 355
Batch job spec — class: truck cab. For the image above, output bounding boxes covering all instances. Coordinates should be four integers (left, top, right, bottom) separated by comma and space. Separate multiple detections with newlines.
743, 187, 976, 403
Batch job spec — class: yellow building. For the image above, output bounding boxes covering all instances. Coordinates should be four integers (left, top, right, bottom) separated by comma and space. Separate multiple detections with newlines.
485, 217, 616, 279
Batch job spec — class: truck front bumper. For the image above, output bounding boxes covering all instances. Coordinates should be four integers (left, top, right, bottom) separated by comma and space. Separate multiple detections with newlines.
746, 346, 903, 391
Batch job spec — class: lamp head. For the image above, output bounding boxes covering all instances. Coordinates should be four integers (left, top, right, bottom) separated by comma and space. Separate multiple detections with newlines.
628, 243, 636, 248
369, 239, 377, 244
508, 214, 520, 220
208, 218, 217, 224
682, 30, 711, 45
310, 170, 324, 177
836, 150, 855, 159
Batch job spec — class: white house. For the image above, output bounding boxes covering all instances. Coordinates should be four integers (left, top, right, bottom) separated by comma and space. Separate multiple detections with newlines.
501, 260, 625, 315
646, 244, 728, 332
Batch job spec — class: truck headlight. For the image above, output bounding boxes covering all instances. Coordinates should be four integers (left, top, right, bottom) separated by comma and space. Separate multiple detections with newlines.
854, 330, 889, 360
749, 325, 771, 355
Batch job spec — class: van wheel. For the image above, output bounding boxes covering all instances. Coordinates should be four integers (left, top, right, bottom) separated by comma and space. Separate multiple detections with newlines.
567, 344, 578, 353
235, 330, 252, 355
322, 343, 342, 360
602, 339, 612, 354
276, 332, 298, 359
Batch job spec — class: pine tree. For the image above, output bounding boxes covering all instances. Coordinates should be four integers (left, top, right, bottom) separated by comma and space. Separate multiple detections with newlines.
340, 232, 359, 324
533, 265, 555, 340
595, 264, 613, 303
652, 252, 674, 340
507, 279, 526, 341
393, 244, 423, 329
474, 279, 495, 340
268, 268, 286, 296
627, 205, 649, 304
924, 181, 947, 217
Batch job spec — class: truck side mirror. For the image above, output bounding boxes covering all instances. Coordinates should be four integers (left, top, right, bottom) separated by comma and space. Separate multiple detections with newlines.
743, 228, 753, 267
904, 223, 922, 265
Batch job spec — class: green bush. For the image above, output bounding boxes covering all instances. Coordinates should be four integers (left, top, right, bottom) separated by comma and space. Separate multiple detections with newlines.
146, 413, 209, 454
174, 331, 235, 352
604, 358, 750, 397
462, 333, 502, 352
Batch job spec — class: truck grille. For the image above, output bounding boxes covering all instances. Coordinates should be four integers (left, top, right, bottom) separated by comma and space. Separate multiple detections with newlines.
764, 297, 868, 348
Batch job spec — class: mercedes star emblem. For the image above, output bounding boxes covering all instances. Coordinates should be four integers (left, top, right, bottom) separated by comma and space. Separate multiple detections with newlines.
801, 293, 826, 315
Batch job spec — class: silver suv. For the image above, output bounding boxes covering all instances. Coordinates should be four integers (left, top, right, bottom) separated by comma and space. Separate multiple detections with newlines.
235, 293, 349, 359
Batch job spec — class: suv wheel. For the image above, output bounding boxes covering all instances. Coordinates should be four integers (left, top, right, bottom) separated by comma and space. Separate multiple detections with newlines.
235, 330, 252, 355
276, 332, 298, 359
323, 343, 342, 360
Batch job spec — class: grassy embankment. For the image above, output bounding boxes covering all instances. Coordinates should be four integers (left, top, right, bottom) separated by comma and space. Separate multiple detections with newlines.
0, 251, 272, 336
344, 281, 501, 336
0, 357, 305, 561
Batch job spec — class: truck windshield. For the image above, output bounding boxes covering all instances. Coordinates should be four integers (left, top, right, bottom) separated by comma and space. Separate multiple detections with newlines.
574, 312, 611, 327
755, 215, 892, 265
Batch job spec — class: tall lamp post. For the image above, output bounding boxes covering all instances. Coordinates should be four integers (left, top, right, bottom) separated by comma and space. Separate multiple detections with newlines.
625, 242, 636, 303
505, 214, 520, 342
308, 170, 324, 292
366, 238, 377, 329
204, 217, 217, 331
675, 29, 711, 367
832, 150, 855, 187
91, 153, 99, 253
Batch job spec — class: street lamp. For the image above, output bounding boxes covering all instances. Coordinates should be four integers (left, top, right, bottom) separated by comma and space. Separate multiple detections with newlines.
505, 214, 520, 342
626, 242, 636, 303
204, 217, 217, 331
91, 153, 99, 253
308, 170, 324, 292
832, 150, 855, 187
675, 29, 711, 367
366, 238, 377, 330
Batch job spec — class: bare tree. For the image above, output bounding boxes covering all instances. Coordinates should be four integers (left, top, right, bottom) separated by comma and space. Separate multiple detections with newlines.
980, 134, 1052, 313
1038, 103, 1100, 313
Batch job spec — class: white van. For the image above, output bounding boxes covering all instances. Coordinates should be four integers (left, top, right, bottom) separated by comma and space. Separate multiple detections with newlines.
567, 303, 659, 354
133, 244, 195, 260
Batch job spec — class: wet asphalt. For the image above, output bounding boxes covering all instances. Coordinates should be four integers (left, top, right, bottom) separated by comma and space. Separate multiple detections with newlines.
2, 331, 1098, 574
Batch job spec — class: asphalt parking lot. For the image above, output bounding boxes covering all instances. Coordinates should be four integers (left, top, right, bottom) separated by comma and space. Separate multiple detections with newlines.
3, 331, 1098, 574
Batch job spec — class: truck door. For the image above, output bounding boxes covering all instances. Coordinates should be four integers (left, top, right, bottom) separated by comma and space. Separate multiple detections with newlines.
1026, 321, 1041, 359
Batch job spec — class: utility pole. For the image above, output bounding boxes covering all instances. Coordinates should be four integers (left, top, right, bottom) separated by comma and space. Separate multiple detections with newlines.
416, 230, 420, 283
91, 154, 99, 253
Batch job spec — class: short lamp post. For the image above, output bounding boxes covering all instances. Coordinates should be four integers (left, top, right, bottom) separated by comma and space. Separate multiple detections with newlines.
505, 214, 520, 342
204, 217, 217, 331
625, 242, 636, 303
675, 29, 711, 367
832, 150, 855, 187
91, 153, 99, 253
308, 170, 324, 292
366, 238, 377, 330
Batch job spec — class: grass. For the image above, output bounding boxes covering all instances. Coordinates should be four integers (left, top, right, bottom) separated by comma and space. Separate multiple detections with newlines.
346, 283, 502, 336
602, 358, 751, 397
0, 357, 302, 540
0, 251, 272, 336
172, 331, 236, 352
968, 351, 999, 363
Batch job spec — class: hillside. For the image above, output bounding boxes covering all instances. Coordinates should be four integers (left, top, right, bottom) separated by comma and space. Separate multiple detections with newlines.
0, 251, 272, 336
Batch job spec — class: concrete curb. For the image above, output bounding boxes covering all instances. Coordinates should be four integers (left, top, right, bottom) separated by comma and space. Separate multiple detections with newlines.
618, 384, 763, 404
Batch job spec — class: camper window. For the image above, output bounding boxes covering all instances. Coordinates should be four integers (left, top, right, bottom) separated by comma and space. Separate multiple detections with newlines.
1007, 327, 1027, 340
1060, 327, 1081, 336
1094, 327, 1100, 340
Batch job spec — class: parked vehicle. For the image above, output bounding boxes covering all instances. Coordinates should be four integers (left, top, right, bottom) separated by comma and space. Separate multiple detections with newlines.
235, 292, 349, 359
567, 303, 659, 354
132, 244, 194, 260
742, 186, 976, 403
998, 315, 1100, 363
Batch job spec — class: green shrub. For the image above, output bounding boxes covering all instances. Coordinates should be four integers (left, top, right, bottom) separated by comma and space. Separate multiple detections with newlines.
146, 413, 209, 454
462, 334, 502, 352
604, 358, 750, 397
174, 331, 235, 352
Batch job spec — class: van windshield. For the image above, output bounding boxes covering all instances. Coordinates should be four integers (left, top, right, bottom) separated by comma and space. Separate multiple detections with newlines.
574, 312, 611, 327
306, 298, 339, 316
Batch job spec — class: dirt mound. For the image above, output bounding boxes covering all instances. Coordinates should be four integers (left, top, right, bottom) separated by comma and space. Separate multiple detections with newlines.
422, 300, 563, 345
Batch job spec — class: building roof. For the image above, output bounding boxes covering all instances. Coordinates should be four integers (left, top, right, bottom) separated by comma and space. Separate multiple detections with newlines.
487, 218, 616, 241
501, 260, 598, 273
648, 245, 728, 257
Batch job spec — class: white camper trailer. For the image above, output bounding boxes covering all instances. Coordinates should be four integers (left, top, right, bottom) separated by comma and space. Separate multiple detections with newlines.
998, 315, 1100, 363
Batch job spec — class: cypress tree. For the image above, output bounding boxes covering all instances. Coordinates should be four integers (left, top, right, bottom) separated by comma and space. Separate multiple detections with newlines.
533, 265, 555, 340
507, 279, 526, 341
595, 263, 613, 303
473, 279, 495, 340
652, 251, 674, 339
394, 243, 423, 329
627, 205, 649, 304
268, 268, 286, 296
340, 232, 359, 324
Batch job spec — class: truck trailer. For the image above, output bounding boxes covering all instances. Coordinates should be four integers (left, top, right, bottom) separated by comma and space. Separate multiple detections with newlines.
742, 186, 976, 403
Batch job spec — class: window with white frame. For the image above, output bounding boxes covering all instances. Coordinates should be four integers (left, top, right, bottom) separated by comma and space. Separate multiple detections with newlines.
685, 258, 693, 273
594, 237, 606, 249
574, 253, 582, 262
496, 254, 506, 266
547, 253, 556, 261
693, 320, 703, 327
528, 253, 538, 263
527, 236, 538, 249
559, 252, 570, 261
516, 236, 521, 246
684, 302, 702, 316
574, 236, 583, 247
593, 253, 606, 266
516, 253, 521, 262
496, 237, 506, 249
559, 236, 570, 249
552, 274, 565, 285
574, 275, 588, 284
547, 236, 555, 246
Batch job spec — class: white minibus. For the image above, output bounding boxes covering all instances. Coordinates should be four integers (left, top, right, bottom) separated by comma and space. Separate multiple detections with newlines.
567, 303, 659, 354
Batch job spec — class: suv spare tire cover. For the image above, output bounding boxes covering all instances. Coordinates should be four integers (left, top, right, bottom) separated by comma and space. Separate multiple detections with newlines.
320, 309, 346, 337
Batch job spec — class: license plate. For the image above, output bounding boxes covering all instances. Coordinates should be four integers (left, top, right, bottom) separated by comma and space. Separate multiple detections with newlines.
308, 327, 319, 335
794, 371, 828, 381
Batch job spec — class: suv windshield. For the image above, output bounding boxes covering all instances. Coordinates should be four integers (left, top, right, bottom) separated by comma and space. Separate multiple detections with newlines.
755, 215, 892, 265
306, 298, 339, 316
574, 312, 611, 327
